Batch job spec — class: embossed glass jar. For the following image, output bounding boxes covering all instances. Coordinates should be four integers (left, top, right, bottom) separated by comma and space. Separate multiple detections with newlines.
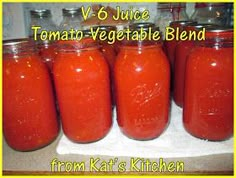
3, 38, 59, 151
114, 23, 170, 140
53, 36, 112, 143
183, 27, 233, 141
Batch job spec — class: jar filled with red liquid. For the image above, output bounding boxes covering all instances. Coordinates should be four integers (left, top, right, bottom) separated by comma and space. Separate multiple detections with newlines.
115, 24, 170, 140
3, 39, 59, 151
94, 26, 117, 106
53, 36, 112, 143
94, 25, 117, 72
183, 27, 233, 141
37, 39, 57, 72
164, 20, 197, 70
173, 23, 217, 107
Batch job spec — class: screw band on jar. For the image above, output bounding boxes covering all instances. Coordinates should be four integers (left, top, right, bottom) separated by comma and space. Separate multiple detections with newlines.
62, 7, 82, 17
30, 9, 52, 18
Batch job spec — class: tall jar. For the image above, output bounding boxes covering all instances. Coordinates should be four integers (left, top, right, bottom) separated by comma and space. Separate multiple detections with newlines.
3, 39, 59, 151
173, 24, 217, 107
53, 37, 112, 143
155, 3, 189, 36
183, 27, 233, 141
164, 20, 197, 70
37, 39, 57, 72
93, 26, 117, 106
29, 9, 57, 37
94, 25, 117, 73
114, 24, 170, 140
191, 3, 227, 26
59, 7, 83, 31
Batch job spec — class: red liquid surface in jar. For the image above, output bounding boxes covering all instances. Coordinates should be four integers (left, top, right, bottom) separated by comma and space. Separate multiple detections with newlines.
3, 53, 59, 151
115, 43, 170, 140
38, 43, 57, 71
173, 40, 194, 107
183, 46, 233, 141
53, 40, 112, 143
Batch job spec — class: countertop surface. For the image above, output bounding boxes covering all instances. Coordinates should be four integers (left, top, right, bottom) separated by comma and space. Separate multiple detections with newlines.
3, 129, 234, 175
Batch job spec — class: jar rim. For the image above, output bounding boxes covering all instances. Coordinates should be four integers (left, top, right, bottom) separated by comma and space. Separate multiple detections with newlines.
157, 3, 186, 9
184, 24, 220, 31
170, 21, 197, 27
62, 7, 82, 16
30, 9, 51, 17
195, 3, 226, 8
3, 38, 34, 46
56, 37, 99, 51
92, 25, 117, 32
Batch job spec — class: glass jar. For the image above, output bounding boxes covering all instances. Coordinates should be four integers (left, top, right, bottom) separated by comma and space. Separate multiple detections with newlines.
93, 25, 117, 72
183, 27, 233, 141
59, 7, 83, 31
191, 3, 227, 26
114, 24, 170, 140
3, 38, 59, 151
93, 25, 117, 106
29, 9, 57, 37
53, 37, 112, 143
155, 3, 189, 36
164, 20, 197, 70
36, 39, 57, 71
173, 24, 217, 107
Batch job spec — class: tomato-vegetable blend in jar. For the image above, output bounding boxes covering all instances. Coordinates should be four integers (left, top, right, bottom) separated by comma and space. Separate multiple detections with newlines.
3, 39, 59, 151
53, 37, 112, 143
164, 21, 197, 70
94, 26, 117, 106
173, 24, 216, 107
37, 39, 57, 71
183, 27, 233, 141
115, 24, 170, 140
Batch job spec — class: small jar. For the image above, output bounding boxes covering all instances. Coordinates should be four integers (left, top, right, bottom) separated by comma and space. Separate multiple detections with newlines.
3, 38, 59, 151
183, 27, 233, 141
59, 7, 83, 31
191, 3, 227, 26
53, 36, 112, 143
115, 23, 170, 140
155, 3, 189, 36
173, 24, 217, 107
29, 9, 57, 37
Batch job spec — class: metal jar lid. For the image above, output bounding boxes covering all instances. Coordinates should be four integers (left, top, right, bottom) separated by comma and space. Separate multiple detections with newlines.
204, 26, 233, 33
93, 25, 117, 32
62, 7, 82, 16
184, 23, 220, 31
30, 9, 51, 18
170, 20, 197, 27
129, 22, 156, 31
